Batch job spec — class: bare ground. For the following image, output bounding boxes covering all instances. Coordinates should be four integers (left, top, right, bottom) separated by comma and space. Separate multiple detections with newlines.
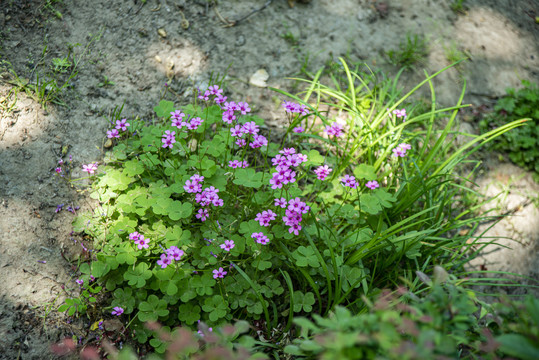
1, 0, 538, 358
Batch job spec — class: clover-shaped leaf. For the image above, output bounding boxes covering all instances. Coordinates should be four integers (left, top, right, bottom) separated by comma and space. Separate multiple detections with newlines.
360, 193, 382, 215
291, 246, 320, 268
123, 159, 145, 177
266, 278, 284, 296
190, 273, 215, 296
112, 287, 136, 314
353, 164, 377, 181
178, 303, 201, 325
252, 252, 272, 271
154, 100, 175, 118
373, 188, 396, 208
202, 295, 229, 322
233, 168, 264, 188
305, 149, 324, 167
138, 295, 169, 322
292, 291, 315, 313
124, 262, 153, 288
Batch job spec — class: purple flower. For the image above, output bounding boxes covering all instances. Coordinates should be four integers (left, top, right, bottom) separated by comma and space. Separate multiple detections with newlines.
55, 203, 63, 213
365, 180, 380, 190
222, 110, 236, 124
235, 138, 246, 147
157, 254, 173, 269
215, 93, 227, 104
134, 235, 149, 249
208, 85, 223, 96
111, 307, 124, 316
324, 123, 344, 137
82, 163, 98, 175
161, 130, 176, 149
213, 267, 227, 279
55, 167, 62, 174
274, 197, 287, 208
251, 232, 270, 245
393, 143, 412, 157
75, 279, 83, 285
220, 240, 235, 252
241, 121, 259, 135
107, 129, 120, 139
129, 231, 142, 241
293, 126, 304, 133
341, 174, 358, 189
237, 102, 251, 115
115, 119, 130, 131
249, 134, 268, 149
228, 160, 242, 169
254, 210, 277, 227
196, 208, 209, 221
393, 109, 407, 121
166, 246, 185, 261
314, 165, 332, 180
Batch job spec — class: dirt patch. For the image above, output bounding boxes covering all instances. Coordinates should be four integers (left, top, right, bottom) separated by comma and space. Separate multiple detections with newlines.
1, 0, 538, 358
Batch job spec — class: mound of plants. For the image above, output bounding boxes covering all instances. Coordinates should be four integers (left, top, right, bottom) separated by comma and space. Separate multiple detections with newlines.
479, 79, 539, 177
59, 60, 525, 356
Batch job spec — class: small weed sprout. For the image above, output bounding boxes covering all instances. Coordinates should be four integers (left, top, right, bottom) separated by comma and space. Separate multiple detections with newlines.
387, 33, 428, 69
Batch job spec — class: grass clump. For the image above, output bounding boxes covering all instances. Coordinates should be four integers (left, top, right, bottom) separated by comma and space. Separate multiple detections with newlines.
386, 33, 428, 69
58, 60, 526, 356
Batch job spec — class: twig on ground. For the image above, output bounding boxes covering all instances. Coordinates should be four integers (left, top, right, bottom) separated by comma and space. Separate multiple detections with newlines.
215, 0, 274, 27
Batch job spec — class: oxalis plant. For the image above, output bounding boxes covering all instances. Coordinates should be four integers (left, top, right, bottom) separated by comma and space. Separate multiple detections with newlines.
60, 59, 526, 354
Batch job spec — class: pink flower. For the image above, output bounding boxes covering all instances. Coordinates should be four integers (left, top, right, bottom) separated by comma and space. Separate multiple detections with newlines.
324, 123, 343, 137
393, 142, 412, 157
134, 235, 149, 249
82, 163, 98, 175
365, 180, 380, 190
314, 165, 332, 180
254, 210, 277, 227
157, 254, 173, 269
274, 197, 287, 208
341, 174, 358, 189
293, 126, 304, 133
75, 279, 83, 285
55, 167, 62, 174
107, 129, 120, 138
251, 232, 270, 245
115, 119, 130, 131
393, 109, 407, 121
111, 307, 124, 316
213, 267, 227, 279
237, 102, 251, 115
166, 246, 184, 261
220, 240, 235, 252
196, 208, 209, 221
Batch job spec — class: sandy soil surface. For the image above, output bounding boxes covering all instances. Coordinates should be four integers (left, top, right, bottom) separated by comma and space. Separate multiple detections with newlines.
1, 0, 538, 358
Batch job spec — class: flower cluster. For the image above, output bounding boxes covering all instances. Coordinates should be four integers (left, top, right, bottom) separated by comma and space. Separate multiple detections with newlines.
282, 101, 309, 116
129, 231, 149, 249
107, 118, 130, 138
184, 174, 204, 193
269, 148, 308, 189
228, 160, 249, 169
251, 232, 270, 245
392, 143, 412, 157
254, 210, 277, 227
293, 126, 305, 133
170, 110, 204, 131
229, 121, 267, 149
162, 130, 176, 149
283, 197, 310, 235
220, 101, 251, 125
314, 165, 332, 180
156, 246, 185, 269
199, 85, 227, 105
341, 174, 358, 189
393, 108, 407, 121
324, 122, 344, 137
82, 163, 98, 175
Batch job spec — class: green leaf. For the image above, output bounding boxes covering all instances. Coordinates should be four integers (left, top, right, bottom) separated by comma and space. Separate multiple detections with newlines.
496, 334, 539, 360
201, 295, 229, 322
138, 295, 169, 322
112, 287, 136, 314
360, 193, 382, 215
233, 168, 264, 188
154, 100, 175, 118
124, 262, 153, 288
292, 291, 315, 313
100, 168, 134, 191
123, 159, 145, 177
353, 164, 377, 181
178, 303, 201, 325
292, 246, 320, 268
305, 150, 324, 166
